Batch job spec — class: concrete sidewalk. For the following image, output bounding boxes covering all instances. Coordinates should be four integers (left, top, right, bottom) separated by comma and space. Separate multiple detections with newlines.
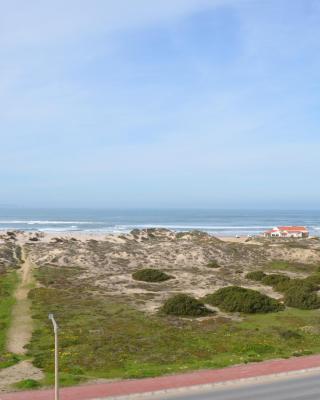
2, 354, 320, 400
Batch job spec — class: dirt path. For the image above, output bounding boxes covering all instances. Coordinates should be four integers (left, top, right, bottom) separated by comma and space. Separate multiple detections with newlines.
0, 247, 44, 393
6, 247, 34, 355
0, 361, 43, 393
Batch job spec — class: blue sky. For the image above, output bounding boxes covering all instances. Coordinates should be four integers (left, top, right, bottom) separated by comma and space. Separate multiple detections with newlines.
1, 0, 319, 208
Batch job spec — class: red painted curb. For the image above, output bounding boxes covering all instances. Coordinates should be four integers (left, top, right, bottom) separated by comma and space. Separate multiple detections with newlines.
2, 354, 320, 400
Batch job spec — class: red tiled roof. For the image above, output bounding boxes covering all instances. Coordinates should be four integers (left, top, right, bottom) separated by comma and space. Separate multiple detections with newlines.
278, 226, 308, 232
264, 226, 308, 234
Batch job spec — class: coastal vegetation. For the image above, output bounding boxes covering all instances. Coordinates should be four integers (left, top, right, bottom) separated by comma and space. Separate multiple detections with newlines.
161, 294, 212, 317
204, 286, 284, 313
266, 260, 319, 273
274, 278, 319, 294
2, 230, 320, 389
245, 270, 320, 310
13, 379, 41, 390
284, 286, 320, 310
26, 264, 320, 386
206, 260, 221, 268
261, 274, 290, 286
0, 271, 19, 369
245, 271, 266, 281
132, 269, 173, 283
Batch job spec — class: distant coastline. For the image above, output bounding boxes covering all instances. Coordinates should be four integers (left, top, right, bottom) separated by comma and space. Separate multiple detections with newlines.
0, 209, 319, 237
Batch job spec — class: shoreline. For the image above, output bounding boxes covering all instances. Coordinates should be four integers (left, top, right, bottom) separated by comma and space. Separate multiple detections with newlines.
1, 229, 318, 245
0, 229, 253, 242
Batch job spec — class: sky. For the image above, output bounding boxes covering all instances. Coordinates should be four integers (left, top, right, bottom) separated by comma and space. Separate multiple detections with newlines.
0, 0, 319, 209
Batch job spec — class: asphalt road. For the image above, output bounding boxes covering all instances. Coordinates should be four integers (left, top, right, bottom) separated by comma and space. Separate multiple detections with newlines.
138, 373, 320, 400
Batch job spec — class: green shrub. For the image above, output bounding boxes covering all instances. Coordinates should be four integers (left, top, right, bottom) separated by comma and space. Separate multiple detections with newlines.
132, 269, 173, 283
275, 278, 318, 294
161, 294, 213, 317
245, 271, 266, 281
204, 286, 284, 314
262, 274, 290, 287
0, 353, 20, 369
271, 276, 320, 310
273, 280, 293, 293
279, 279, 320, 310
303, 274, 320, 286
14, 379, 41, 389
206, 260, 221, 269
284, 287, 320, 310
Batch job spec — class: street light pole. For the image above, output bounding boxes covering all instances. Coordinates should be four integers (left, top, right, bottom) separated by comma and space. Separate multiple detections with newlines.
48, 314, 59, 400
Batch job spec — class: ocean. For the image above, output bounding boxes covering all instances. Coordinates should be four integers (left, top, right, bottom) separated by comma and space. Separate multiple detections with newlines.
0, 209, 320, 237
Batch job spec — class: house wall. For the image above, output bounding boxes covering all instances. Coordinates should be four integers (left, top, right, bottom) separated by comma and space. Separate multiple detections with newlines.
286, 232, 303, 238
265, 230, 309, 238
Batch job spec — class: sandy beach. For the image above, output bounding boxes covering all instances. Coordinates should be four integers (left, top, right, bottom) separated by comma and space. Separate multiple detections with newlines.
0, 229, 253, 244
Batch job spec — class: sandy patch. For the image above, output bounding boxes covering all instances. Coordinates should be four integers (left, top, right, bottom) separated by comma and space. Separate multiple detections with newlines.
0, 361, 44, 392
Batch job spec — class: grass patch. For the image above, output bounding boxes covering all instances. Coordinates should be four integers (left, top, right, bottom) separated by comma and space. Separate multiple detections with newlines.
206, 260, 221, 269
284, 242, 310, 250
245, 271, 266, 281
27, 265, 320, 385
13, 379, 41, 390
261, 274, 290, 286
0, 271, 19, 369
267, 261, 319, 273
277, 329, 302, 340
132, 269, 173, 283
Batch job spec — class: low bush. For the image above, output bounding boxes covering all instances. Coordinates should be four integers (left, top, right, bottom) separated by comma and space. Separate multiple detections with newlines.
206, 260, 221, 269
284, 286, 320, 310
303, 274, 320, 286
161, 294, 213, 317
274, 278, 318, 294
14, 379, 41, 389
270, 276, 320, 310
245, 271, 266, 281
261, 274, 290, 287
132, 269, 173, 283
0, 353, 20, 369
204, 286, 284, 314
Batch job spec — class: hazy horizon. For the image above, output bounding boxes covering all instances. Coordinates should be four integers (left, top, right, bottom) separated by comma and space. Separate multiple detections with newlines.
1, 0, 319, 209
2, 205, 320, 211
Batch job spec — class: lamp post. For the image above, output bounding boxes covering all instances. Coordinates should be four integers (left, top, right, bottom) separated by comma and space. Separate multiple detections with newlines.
48, 314, 59, 400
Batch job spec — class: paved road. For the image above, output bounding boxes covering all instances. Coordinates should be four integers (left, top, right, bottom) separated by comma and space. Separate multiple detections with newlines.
2, 355, 320, 400
137, 373, 320, 400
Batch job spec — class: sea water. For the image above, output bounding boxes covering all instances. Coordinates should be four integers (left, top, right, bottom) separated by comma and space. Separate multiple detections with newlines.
0, 208, 320, 237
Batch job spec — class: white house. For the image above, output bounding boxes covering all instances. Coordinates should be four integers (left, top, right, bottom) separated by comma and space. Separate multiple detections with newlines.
264, 226, 309, 238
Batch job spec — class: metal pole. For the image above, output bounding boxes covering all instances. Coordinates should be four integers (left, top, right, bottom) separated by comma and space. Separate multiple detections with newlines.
49, 314, 59, 400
